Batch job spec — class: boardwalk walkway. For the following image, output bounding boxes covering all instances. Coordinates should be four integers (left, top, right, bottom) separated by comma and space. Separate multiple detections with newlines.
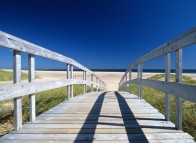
0, 92, 194, 143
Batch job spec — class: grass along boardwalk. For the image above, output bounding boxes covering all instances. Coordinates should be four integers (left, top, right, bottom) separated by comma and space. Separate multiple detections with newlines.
0, 91, 194, 143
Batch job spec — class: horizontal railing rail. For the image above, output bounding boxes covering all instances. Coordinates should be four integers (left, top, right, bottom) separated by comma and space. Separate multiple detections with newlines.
0, 31, 107, 131
0, 79, 105, 101
119, 27, 196, 130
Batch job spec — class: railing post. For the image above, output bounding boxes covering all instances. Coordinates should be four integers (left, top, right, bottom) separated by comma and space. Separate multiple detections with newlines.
125, 74, 127, 91
100, 80, 102, 91
13, 50, 22, 131
67, 64, 70, 100
28, 54, 36, 122
175, 49, 182, 130
91, 74, 93, 92
83, 71, 86, 94
123, 77, 125, 91
96, 77, 98, 92
138, 63, 142, 99
129, 69, 132, 94
101, 81, 103, 91
98, 79, 100, 91
120, 79, 121, 90
70, 65, 73, 98
165, 53, 171, 121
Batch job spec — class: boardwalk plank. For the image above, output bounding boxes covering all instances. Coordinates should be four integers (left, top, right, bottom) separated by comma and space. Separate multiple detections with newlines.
0, 92, 195, 143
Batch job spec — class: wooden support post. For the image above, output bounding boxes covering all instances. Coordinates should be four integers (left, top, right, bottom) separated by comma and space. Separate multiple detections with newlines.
13, 50, 22, 131
101, 80, 103, 91
100, 80, 101, 91
125, 74, 127, 91
175, 49, 182, 130
70, 65, 73, 98
83, 71, 86, 94
28, 54, 36, 122
98, 79, 100, 91
120, 81, 122, 91
96, 77, 98, 92
138, 64, 142, 99
91, 74, 93, 92
123, 77, 125, 91
165, 53, 171, 121
129, 69, 132, 94
67, 64, 70, 100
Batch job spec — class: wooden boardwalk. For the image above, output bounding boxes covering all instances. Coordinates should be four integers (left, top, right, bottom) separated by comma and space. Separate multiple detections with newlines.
0, 91, 195, 143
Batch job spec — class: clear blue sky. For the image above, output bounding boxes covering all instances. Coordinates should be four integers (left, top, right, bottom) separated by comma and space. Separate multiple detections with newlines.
0, 0, 195, 69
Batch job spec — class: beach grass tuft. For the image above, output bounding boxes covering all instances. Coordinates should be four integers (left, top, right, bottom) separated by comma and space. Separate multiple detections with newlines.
0, 70, 40, 81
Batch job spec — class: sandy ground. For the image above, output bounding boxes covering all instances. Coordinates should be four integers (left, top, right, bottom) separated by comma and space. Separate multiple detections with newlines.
1, 70, 196, 91
22, 71, 196, 91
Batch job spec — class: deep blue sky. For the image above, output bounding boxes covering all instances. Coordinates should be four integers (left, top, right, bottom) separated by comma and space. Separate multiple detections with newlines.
0, 0, 195, 69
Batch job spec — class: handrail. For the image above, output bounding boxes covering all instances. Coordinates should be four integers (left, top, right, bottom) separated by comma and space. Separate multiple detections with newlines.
119, 27, 196, 130
0, 31, 94, 77
0, 31, 107, 131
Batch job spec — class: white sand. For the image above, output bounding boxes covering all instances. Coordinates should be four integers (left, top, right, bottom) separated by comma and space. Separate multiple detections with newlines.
1, 70, 196, 91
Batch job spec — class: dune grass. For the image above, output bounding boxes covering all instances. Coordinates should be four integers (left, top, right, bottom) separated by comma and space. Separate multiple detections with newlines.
126, 74, 196, 140
0, 70, 93, 137
0, 70, 40, 81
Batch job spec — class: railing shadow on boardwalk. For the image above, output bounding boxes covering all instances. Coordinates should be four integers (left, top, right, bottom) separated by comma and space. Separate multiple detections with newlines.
74, 92, 106, 143
114, 91, 149, 143
74, 92, 176, 143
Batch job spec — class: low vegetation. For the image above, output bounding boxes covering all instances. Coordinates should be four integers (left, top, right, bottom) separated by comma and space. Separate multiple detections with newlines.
0, 70, 40, 81
0, 85, 92, 137
0, 69, 93, 137
127, 74, 196, 140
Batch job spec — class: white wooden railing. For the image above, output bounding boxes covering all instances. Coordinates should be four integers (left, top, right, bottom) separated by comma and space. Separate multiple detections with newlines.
119, 27, 196, 130
0, 31, 107, 131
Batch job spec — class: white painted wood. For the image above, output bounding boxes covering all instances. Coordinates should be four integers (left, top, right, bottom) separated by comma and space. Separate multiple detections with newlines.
91, 74, 93, 92
67, 64, 70, 100
127, 79, 196, 102
1, 92, 195, 142
120, 27, 196, 84
138, 64, 142, 99
175, 49, 182, 130
13, 50, 22, 131
0, 79, 101, 101
0, 32, 91, 76
0, 31, 106, 90
28, 54, 36, 122
1, 133, 193, 140
96, 77, 98, 92
98, 79, 100, 91
125, 74, 127, 91
129, 69, 132, 94
70, 65, 73, 98
83, 71, 86, 94
165, 53, 170, 121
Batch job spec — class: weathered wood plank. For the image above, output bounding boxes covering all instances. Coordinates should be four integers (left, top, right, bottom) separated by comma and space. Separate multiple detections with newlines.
0, 31, 100, 79
13, 50, 22, 131
22, 122, 175, 129
129, 78, 196, 102
0, 79, 102, 101
0, 139, 195, 143
28, 54, 36, 122
1, 133, 193, 140
10, 128, 183, 134
0, 92, 194, 143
